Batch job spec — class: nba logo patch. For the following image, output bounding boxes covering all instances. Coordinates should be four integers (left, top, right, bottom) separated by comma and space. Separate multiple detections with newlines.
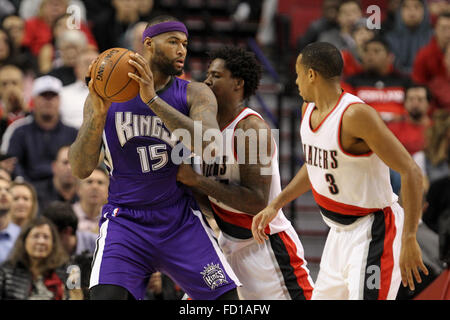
200, 263, 228, 290
112, 208, 119, 217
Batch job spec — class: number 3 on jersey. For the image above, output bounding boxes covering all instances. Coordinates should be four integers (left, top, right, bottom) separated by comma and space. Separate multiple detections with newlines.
325, 173, 339, 195
137, 144, 168, 173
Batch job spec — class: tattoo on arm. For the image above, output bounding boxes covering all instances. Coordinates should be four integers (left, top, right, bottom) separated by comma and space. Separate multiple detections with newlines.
68, 96, 106, 178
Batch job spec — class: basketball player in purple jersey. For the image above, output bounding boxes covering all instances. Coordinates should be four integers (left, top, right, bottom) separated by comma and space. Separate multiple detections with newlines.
68, 15, 240, 300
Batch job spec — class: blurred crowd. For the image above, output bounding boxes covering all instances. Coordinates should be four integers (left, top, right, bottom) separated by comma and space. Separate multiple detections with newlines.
0, 0, 447, 300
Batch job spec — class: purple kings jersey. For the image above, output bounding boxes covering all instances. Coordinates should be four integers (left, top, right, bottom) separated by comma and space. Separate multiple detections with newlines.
102, 77, 190, 207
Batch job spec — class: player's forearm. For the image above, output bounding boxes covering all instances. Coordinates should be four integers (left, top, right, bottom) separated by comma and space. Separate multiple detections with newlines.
147, 99, 217, 154
269, 165, 311, 211
69, 102, 106, 179
191, 174, 267, 215
399, 163, 424, 241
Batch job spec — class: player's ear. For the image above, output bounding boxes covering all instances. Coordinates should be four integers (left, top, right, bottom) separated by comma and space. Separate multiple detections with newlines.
308, 68, 316, 82
144, 38, 153, 51
234, 78, 244, 91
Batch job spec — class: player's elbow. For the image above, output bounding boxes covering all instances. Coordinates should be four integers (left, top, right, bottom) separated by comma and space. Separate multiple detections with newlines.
70, 165, 92, 180
399, 160, 423, 186
68, 153, 93, 179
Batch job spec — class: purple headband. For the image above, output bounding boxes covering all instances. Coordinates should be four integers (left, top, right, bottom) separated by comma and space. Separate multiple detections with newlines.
142, 21, 189, 43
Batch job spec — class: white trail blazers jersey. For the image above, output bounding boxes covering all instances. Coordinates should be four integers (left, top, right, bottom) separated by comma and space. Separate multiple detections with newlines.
205, 107, 292, 238
300, 91, 398, 225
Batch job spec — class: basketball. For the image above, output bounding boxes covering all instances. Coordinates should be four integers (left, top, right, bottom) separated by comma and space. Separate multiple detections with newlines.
90, 47, 140, 103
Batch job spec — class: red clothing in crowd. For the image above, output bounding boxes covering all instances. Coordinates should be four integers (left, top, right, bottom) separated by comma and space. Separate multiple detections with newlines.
342, 69, 411, 122
23, 17, 98, 56
341, 50, 363, 79
429, 73, 450, 111
412, 37, 446, 85
387, 119, 427, 155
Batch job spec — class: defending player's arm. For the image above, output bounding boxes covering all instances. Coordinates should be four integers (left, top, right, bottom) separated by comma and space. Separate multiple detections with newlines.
69, 78, 111, 179
342, 103, 428, 291
128, 53, 220, 154
177, 116, 272, 214
252, 103, 312, 242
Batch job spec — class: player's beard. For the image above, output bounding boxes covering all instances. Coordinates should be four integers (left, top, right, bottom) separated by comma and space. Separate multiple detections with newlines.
153, 47, 183, 76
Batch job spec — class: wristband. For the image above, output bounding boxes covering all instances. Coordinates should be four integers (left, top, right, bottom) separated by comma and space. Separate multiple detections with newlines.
146, 95, 159, 105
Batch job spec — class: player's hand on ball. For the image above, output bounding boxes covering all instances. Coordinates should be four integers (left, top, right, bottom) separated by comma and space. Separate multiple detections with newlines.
128, 53, 157, 104
176, 163, 198, 187
86, 62, 111, 115
251, 206, 278, 244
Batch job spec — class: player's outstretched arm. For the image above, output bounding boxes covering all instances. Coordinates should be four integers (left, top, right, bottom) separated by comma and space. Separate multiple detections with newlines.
343, 103, 429, 291
69, 77, 111, 179
251, 165, 311, 243
252, 102, 311, 243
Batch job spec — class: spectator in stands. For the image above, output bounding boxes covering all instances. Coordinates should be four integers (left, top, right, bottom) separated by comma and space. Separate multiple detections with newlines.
297, 0, 340, 52
92, 0, 140, 52
38, 12, 98, 76
380, 0, 403, 35
343, 36, 412, 122
0, 162, 11, 181
318, 0, 362, 52
60, 48, 97, 129
0, 152, 15, 178
387, 84, 432, 156
385, 0, 433, 75
38, 145, 79, 212
0, 216, 72, 300
428, 0, 450, 25
137, 0, 164, 22
0, 27, 15, 67
9, 180, 38, 227
412, 12, 450, 85
429, 42, 450, 111
22, 0, 68, 65
78, 0, 112, 24
19, 0, 87, 21
47, 30, 88, 86
0, 65, 29, 142
124, 21, 147, 55
0, 176, 19, 264
0, 0, 15, 21
0, 75, 78, 188
72, 166, 108, 235
341, 18, 377, 79
2, 14, 38, 75
42, 201, 96, 256
424, 109, 450, 183
41, 201, 96, 299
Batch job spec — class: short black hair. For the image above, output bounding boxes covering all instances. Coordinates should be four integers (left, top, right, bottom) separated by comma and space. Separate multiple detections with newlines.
364, 35, 391, 52
437, 11, 450, 23
405, 83, 433, 102
300, 42, 343, 79
41, 201, 78, 235
208, 46, 262, 99
146, 15, 180, 28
